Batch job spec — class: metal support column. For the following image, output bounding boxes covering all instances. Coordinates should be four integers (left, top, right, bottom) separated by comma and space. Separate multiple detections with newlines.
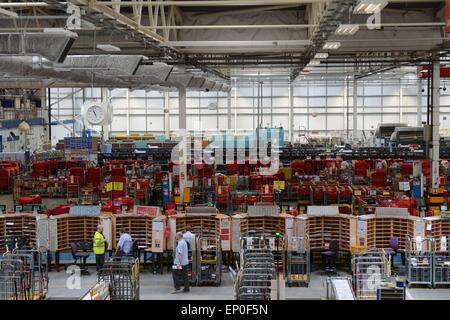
234, 80, 238, 134
164, 91, 170, 137
178, 85, 187, 203
45, 88, 51, 143
126, 88, 130, 136
431, 59, 440, 189
353, 79, 358, 143
289, 83, 294, 142
227, 90, 232, 132
417, 79, 423, 126
101, 88, 110, 142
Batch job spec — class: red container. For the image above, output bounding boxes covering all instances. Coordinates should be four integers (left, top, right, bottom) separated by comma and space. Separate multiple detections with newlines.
226, 162, 239, 175
216, 194, 228, 204
111, 167, 126, 177
298, 185, 311, 200
18, 195, 42, 205
232, 195, 245, 205
339, 186, 353, 203
314, 159, 325, 172
261, 194, 274, 203
304, 159, 313, 175
312, 186, 325, 204
354, 160, 368, 177
155, 172, 168, 185
86, 167, 101, 187
371, 170, 387, 187
400, 162, 413, 176
50, 204, 72, 216
326, 186, 338, 204
247, 195, 259, 205
291, 160, 304, 174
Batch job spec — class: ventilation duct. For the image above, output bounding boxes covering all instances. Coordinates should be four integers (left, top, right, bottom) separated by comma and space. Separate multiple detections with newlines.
221, 84, 231, 93
202, 79, 215, 91
58, 55, 143, 76
0, 30, 77, 63
188, 77, 206, 88
0, 54, 229, 93
212, 83, 223, 92
135, 63, 173, 81
166, 73, 193, 87
0, 56, 127, 87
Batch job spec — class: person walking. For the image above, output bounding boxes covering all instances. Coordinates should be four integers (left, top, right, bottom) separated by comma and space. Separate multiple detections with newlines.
171, 231, 190, 294
93, 225, 106, 274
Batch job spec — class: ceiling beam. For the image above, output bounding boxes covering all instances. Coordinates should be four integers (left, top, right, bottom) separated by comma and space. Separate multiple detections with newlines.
74, 0, 165, 42
95, 0, 329, 6
0, 0, 444, 7
159, 40, 311, 47
94, 0, 445, 5
194, 4, 305, 19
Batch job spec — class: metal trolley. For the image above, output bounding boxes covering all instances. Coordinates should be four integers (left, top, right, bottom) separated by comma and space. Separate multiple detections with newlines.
351, 249, 387, 300
432, 236, 450, 287
0, 246, 49, 300
186, 235, 199, 286
286, 236, 310, 287
234, 237, 276, 300
197, 236, 222, 286
99, 257, 140, 300
405, 236, 433, 287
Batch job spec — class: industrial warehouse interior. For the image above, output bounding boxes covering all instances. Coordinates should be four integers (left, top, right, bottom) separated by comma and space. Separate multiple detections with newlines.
1, 0, 450, 303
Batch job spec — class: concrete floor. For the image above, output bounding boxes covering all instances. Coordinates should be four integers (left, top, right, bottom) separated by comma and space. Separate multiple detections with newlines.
47, 266, 329, 300
2, 194, 450, 300
45, 266, 450, 300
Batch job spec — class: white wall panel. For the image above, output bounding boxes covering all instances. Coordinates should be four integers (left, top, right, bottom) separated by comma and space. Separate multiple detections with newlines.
50, 78, 450, 141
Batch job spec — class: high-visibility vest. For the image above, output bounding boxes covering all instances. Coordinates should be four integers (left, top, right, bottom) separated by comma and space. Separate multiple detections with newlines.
93, 231, 106, 255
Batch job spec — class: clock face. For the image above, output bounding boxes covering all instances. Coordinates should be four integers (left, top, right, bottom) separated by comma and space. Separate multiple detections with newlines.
86, 105, 105, 125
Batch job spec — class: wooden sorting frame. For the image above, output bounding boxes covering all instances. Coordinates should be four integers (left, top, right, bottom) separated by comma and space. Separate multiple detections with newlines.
424, 217, 450, 251
113, 214, 153, 251
240, 215, 286, 239
0, 214, 48, 252
48, 214, 112, 252
174, 214, 220, 240
304, 214, 357, 252
358, 214, 423, 251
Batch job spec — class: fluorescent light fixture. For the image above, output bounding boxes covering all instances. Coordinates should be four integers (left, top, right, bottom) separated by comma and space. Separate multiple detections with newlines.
353, 0, 388, 14
335, 24, 359, 35
314, 52, 329, 59
308, 59, 321, 66
0, 8, 18, 18
322, 42, 341, 50
96, 44, 121, 52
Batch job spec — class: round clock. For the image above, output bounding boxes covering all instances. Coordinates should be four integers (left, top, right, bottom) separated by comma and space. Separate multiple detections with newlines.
86, 104, 105, 125
81, 101, 112, 126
